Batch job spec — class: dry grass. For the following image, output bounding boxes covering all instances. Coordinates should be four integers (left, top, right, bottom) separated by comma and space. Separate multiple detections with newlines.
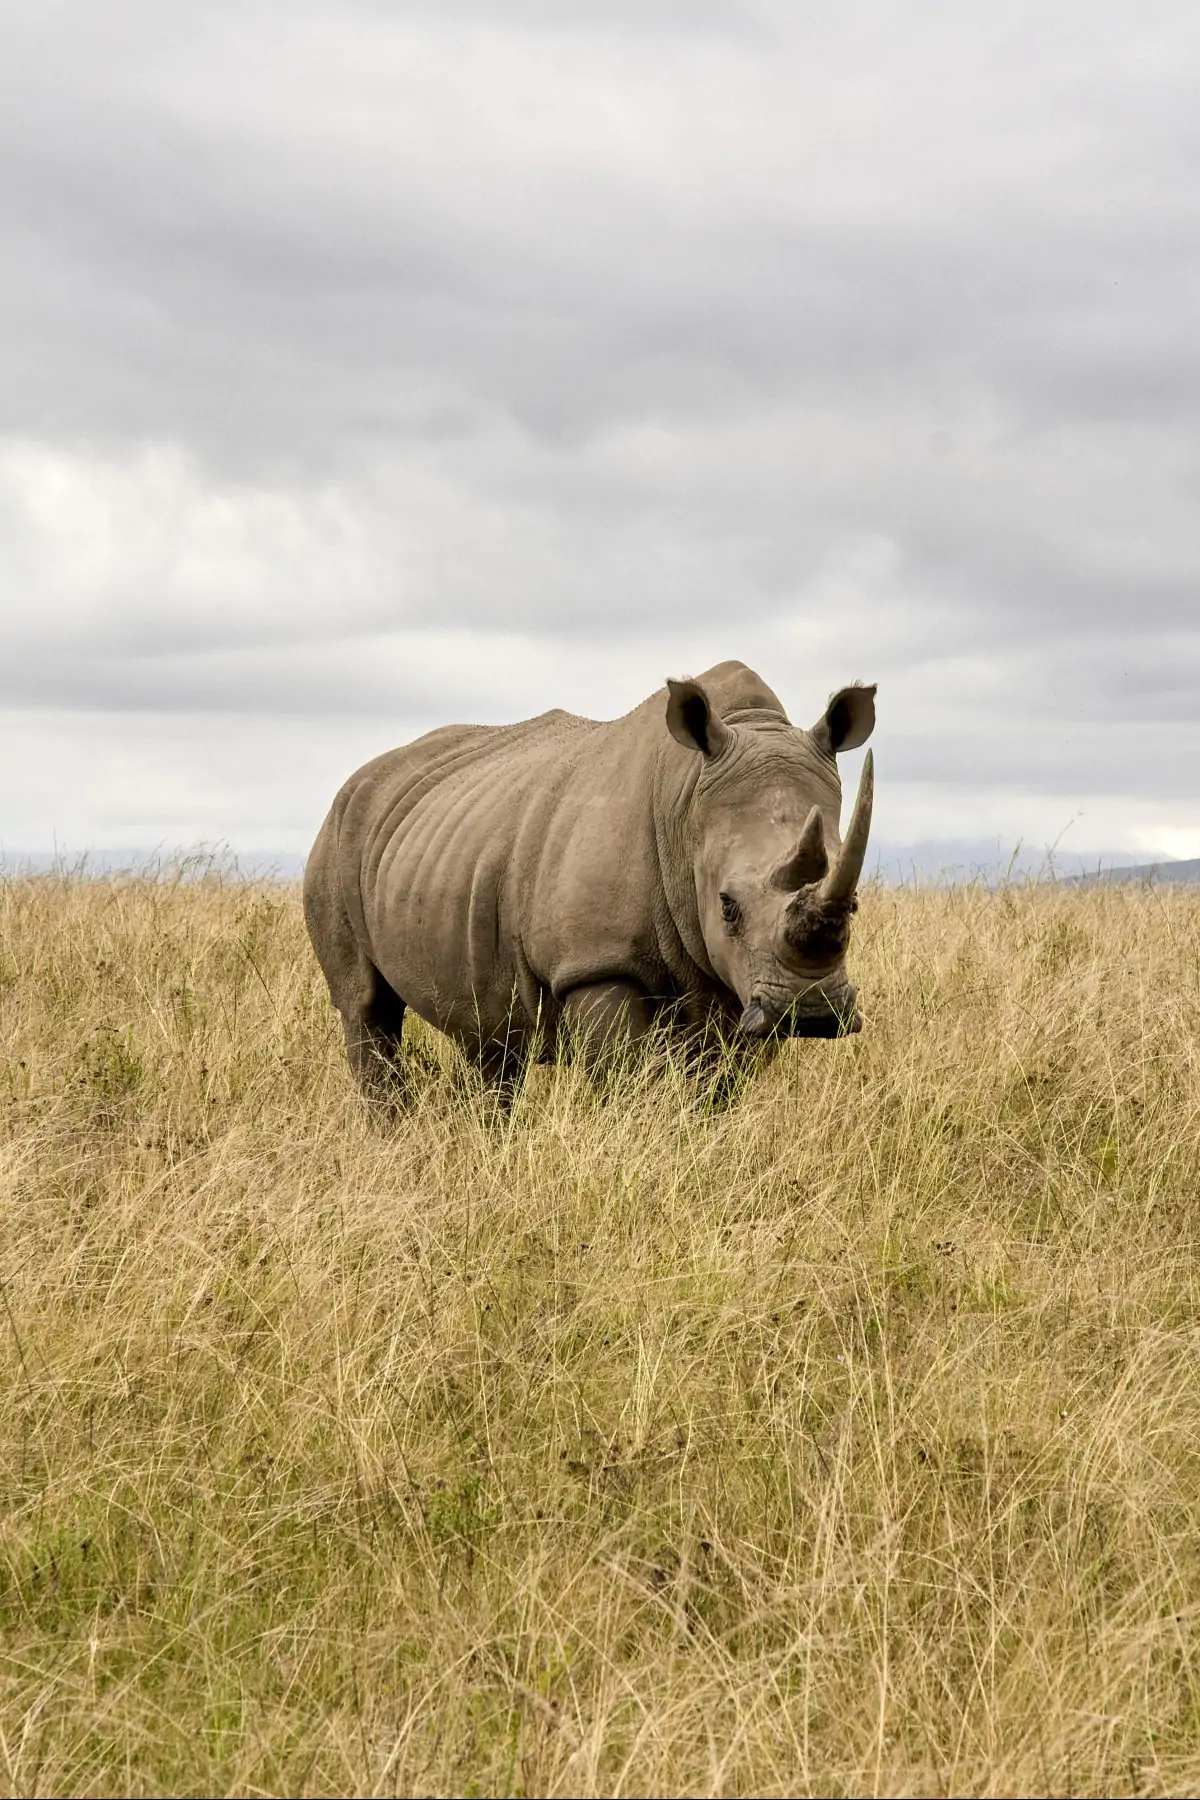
2, 874, 1200, 1797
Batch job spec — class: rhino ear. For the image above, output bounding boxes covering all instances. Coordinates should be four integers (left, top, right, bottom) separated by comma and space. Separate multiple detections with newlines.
811, 683, 876, 756
666, 678, 734, 759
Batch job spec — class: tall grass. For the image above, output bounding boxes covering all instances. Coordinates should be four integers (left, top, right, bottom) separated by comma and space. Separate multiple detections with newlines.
2, 873, 1200, 1797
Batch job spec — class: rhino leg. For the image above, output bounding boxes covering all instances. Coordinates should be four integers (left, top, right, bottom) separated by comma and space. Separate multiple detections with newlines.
304, 826, 408, 1113
559, 980, 657, 1075
340, 968, 408, 1112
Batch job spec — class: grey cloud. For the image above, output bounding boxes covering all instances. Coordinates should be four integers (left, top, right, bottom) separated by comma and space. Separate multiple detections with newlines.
1, 0, 1198, 849
0, 647, 470, 722
4, 4, 1197, 456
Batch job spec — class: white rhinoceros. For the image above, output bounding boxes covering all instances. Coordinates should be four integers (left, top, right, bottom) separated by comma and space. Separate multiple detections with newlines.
304, 659, 876, 1100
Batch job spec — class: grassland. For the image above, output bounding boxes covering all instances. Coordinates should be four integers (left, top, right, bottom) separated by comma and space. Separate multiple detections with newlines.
2, 874, 1200, 1797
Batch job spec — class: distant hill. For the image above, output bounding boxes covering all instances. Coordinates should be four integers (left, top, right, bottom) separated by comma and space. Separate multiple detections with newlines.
872, 841, 1200, 888
869, 840, 1152, 886
1070, 857, 1200, 887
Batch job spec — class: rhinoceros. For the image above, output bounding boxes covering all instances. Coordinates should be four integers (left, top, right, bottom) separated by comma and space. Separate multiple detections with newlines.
304, 659, 875, 1101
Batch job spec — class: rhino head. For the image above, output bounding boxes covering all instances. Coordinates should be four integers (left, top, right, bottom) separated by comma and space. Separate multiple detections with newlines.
666, 676, 876, 1040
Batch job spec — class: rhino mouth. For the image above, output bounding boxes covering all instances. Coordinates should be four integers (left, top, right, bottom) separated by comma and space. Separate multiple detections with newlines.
784, 1005, 861, 1038
738, 985, 861, 1040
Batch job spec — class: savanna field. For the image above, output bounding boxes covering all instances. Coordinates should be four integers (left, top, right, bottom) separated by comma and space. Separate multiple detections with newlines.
3, 874, 1200, 1798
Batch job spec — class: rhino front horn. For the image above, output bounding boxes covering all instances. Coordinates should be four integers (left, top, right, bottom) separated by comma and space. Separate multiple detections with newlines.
819, 749, 874, 906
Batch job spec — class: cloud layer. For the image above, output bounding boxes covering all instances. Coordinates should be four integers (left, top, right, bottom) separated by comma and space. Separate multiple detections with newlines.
2, 0, 1199, 856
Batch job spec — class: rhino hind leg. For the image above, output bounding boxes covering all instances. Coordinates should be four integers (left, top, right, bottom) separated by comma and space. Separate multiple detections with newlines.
341, 966, 408, 1113
303, 835, 408, 1114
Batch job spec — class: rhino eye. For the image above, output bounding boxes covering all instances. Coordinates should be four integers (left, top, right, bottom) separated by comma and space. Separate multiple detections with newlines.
719, 891, 742, 933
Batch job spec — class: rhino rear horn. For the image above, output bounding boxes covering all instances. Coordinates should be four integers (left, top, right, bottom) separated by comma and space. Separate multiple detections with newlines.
819, 750, 874, 906
769, 806, 828, 891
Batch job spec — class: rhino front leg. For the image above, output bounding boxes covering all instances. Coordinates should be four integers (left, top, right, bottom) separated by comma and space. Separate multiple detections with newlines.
559, 980, 657, 1075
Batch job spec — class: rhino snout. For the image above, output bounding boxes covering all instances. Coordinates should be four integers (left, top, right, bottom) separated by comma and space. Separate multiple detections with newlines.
739, 984, 861, 1040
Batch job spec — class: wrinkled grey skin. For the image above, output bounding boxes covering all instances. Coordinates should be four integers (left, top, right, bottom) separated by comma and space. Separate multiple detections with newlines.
304, 660, 876, 1104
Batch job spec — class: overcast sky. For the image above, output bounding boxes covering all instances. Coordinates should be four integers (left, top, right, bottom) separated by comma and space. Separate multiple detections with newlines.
2, 0, 1198, 863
